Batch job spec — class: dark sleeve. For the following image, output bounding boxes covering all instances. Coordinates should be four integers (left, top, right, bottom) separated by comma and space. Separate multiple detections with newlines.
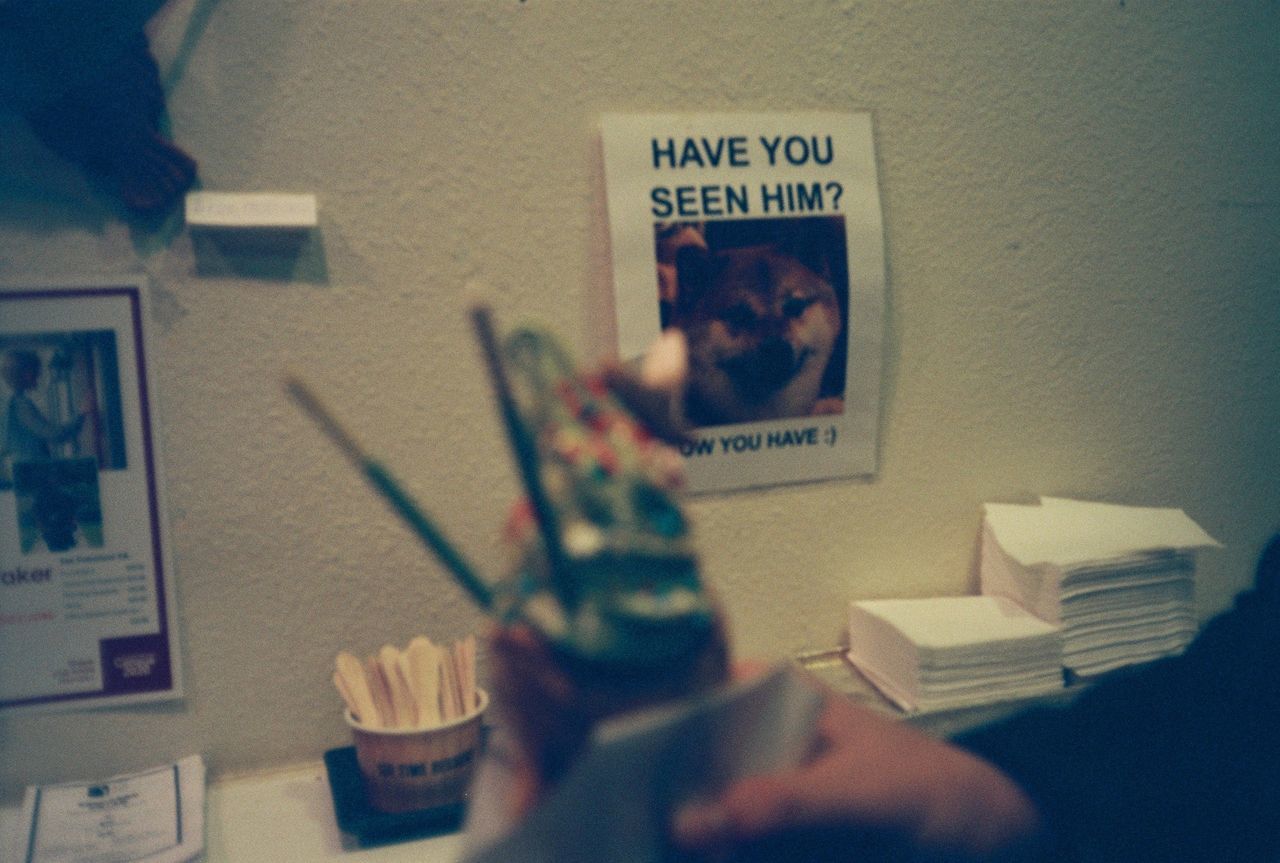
955, 534, 1280, 863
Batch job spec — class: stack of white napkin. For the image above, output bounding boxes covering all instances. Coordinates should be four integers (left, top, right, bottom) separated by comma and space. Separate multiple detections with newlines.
846, 595, 1063, 713
980, 497, 1220, 678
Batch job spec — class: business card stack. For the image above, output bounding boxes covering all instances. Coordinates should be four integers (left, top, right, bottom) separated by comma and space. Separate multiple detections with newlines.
980, 497, 1221, 678
846, 595, 1063, 713
17, 755, 206, 863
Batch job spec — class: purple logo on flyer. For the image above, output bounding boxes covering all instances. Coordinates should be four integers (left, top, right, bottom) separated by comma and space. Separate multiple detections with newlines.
114, 653, 158, 678
100, 633, 172, 694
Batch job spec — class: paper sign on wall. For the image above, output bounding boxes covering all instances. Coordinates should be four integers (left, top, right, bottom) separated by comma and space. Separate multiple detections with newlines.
600, 112, 886, 492
1, 281, 182, 711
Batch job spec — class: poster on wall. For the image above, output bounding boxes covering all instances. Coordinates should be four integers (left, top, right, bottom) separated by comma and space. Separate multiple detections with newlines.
600, 112, 886, 493
0, 280, 181, 711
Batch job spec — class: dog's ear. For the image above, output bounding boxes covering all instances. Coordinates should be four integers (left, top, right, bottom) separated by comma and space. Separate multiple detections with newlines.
674, 244, 714, 315
782, 236, 833, 284
775, 217, 841, 283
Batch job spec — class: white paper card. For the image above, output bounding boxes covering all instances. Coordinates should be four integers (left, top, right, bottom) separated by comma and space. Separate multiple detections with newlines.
184, 192, 317, 228
16, 756, 205, 863
463, 665, 823, 863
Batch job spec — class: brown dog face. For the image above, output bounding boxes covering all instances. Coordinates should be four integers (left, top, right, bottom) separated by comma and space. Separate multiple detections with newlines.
671, 244, 842, 426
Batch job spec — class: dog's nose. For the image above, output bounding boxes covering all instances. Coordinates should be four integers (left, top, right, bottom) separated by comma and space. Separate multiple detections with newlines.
721, 338, 802, 400
759, 338, 795, 373
742, 338, 798, 395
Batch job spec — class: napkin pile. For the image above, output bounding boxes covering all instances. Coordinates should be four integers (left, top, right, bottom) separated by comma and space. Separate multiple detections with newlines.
846, 595, 1062, 713
845, 498, 1220, 713
980, 497, 1220, 677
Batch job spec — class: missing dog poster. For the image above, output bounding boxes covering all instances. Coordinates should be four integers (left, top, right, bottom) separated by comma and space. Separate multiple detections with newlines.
1, 281, 182, 711
600, 112, 886, 492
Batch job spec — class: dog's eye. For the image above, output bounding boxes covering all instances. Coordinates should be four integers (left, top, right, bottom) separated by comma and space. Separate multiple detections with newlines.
719, 303, 757, 330
782, 296, 814, 319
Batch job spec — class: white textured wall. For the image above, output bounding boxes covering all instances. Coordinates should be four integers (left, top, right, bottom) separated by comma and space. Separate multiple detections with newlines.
1, 1, 1277, 798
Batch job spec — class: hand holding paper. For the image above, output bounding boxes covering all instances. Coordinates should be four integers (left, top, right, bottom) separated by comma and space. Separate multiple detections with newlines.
668, 675, 1041, 861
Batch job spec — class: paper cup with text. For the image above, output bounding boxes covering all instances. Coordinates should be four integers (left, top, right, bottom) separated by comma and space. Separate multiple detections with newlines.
345, 690, 488, 813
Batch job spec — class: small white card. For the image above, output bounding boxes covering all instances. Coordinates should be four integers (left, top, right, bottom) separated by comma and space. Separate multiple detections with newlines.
185, 192, 317, 228
16, 755, 205, 863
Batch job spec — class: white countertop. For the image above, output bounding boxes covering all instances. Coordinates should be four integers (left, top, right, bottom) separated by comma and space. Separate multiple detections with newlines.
205, 763, 467, 863
2, 760, 469, 863
2, 657, 1078, 862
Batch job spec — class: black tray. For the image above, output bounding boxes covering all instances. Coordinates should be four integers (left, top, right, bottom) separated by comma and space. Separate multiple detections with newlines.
323, 746, 467, 846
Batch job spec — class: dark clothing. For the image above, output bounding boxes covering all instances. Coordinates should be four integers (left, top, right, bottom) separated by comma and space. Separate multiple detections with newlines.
956, 535, 1280, 862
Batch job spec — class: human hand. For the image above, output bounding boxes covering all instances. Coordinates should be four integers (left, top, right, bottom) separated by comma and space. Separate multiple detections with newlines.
488, 616, 730, 817
486, 623, 594, 816
671, 676, 1043, 861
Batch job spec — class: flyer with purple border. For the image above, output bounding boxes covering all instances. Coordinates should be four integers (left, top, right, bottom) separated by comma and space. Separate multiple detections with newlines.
1, 280, 182, 711
600, 112, 886, 492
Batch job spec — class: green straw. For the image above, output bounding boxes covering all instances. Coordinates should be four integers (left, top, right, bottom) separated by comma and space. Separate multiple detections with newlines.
469, 307, 578, 610
284, 377, 493, 612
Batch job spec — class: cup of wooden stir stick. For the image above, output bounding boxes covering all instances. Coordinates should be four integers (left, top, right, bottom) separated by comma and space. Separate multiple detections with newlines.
335, 637, 486, 813
346, 689, 488, 813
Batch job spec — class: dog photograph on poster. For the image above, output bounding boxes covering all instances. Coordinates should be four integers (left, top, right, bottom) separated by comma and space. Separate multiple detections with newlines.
655, 215, 849, 429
